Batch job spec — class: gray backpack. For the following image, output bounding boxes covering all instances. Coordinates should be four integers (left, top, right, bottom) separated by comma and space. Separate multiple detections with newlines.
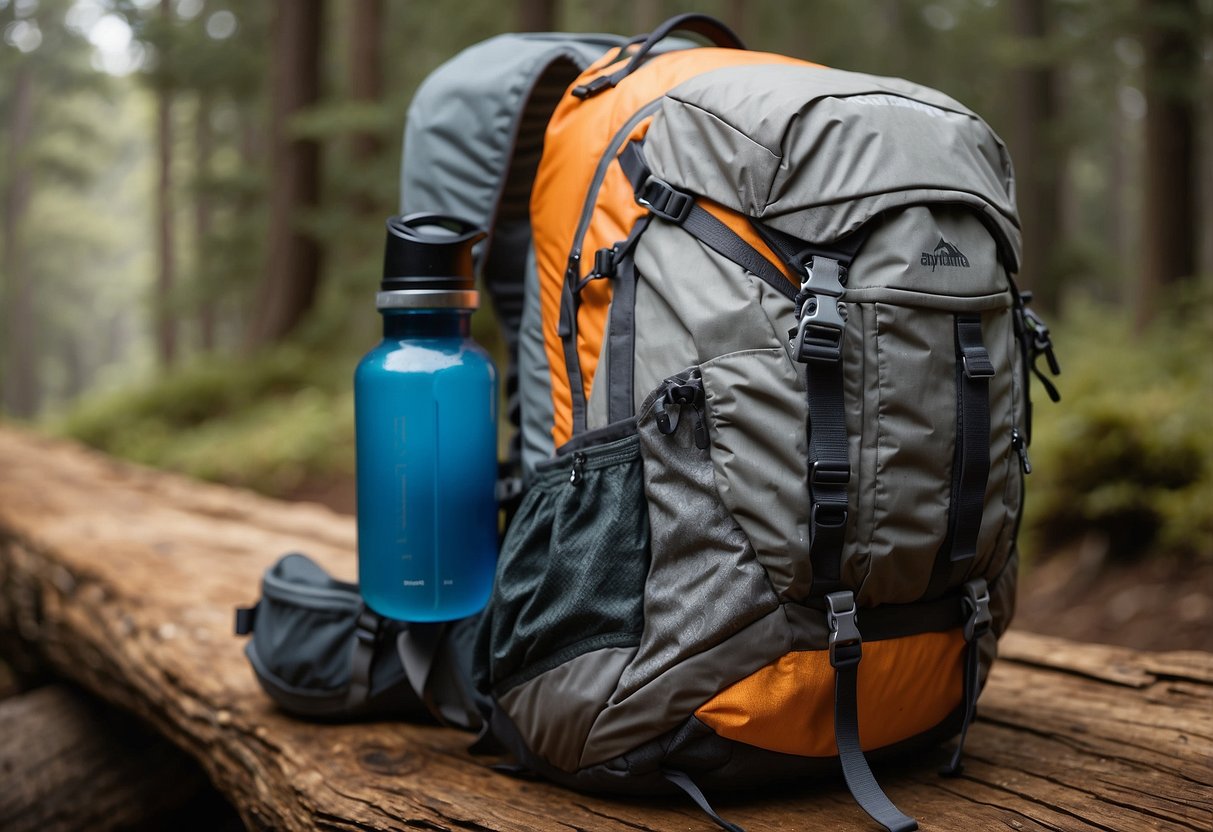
239, 16, 1063, 832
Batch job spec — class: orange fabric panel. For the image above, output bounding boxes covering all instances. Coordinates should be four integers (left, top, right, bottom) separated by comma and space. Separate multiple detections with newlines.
533, 47, 811, 448
695, 630, 966, 757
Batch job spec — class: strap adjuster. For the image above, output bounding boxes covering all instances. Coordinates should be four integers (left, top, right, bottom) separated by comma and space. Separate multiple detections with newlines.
571, 75, 613, 99
355, 608, 382, 646
637, 176, 694, 223
961, 579, 992, 642
826, 591, 862, 669
811, 459, 851, 487
792, 260, 848, 363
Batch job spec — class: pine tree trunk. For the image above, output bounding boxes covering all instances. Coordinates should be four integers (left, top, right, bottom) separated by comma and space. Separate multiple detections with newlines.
246, 0, 325, 349
155, 0, 178, 368
1137, 0, 1199, 329
196, 94, 217, 352
349, 0, 383, 162
518, 0, 558, 31
1, 62, 39, 419
1010, 0, 1063, 314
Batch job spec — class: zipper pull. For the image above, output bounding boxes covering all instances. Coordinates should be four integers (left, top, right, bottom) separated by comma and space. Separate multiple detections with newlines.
662, 379, 709, 449
569, 451, 587, 486
1011, 429, 1032, 475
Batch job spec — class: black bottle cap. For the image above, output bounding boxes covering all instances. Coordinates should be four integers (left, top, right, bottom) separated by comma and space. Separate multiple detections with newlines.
381, 213, 486, 293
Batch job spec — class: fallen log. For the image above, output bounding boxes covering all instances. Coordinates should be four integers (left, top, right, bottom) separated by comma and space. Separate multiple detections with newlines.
0, 425, 1210, 832
0, 684, 219, 832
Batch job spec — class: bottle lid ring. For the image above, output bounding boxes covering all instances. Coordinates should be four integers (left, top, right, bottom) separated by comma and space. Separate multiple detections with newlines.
376, 289, 480, 310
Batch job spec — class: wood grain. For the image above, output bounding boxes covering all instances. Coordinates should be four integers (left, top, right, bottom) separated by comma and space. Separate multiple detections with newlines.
1, 426, 1210, 832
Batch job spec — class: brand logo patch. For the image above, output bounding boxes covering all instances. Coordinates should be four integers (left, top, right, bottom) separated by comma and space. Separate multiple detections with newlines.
920, 238, 971, 271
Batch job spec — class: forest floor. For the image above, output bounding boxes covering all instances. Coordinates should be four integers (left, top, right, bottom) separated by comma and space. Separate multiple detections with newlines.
289, 475, 1213, 653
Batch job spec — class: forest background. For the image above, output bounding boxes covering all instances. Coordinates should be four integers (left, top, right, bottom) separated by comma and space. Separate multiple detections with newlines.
1, 0, 1211, 647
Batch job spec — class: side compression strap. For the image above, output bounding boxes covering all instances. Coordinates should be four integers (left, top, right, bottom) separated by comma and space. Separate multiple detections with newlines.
796, 257, 851, 597
617, 142, 794, 301
941, 579, 992, 776
925, 314, 994, 599
827, 592, 919, 832
604, 216, 652, 423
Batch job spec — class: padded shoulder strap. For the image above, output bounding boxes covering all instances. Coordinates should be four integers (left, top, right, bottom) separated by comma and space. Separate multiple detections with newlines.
401, 34, 623, 462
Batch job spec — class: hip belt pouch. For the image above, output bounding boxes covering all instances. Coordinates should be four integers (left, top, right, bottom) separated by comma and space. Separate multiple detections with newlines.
234, 552, 481, 728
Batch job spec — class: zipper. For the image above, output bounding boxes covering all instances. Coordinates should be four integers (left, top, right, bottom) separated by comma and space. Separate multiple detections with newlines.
1011, 428, 1032, 475
654, 377, 709, 449
569, 451, 587, 486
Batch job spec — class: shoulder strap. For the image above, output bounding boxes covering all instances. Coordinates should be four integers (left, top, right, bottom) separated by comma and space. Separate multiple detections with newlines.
401, 34, 624, 464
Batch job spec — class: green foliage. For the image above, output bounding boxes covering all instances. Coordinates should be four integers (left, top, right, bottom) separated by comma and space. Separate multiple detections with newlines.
57, 346, 356, 494
1024, 282, 1213, 561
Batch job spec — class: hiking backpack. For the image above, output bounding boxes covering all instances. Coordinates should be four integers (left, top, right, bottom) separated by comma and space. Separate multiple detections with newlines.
238, 14, 1063, 832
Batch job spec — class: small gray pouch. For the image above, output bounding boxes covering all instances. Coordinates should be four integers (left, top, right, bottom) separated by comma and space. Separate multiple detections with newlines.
235, 552, 482, 729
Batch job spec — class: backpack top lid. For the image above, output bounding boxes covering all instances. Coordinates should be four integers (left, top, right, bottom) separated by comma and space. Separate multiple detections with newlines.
643, 63, 1021, 270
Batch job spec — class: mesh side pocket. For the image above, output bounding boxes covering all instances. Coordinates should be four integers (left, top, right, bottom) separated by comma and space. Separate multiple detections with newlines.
480, 431, 649, 696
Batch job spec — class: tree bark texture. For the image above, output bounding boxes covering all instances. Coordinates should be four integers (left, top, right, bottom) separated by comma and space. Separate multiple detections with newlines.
1, 62, 39, 419
0, 684, 222, 832
1137, 0, 1200, 328
156, 0, 178, 369
0, 427, 1210, 830
247, 0, 325, 349
1010, 0, 1064, 314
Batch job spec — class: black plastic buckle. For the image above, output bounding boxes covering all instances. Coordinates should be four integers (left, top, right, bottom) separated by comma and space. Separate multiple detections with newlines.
355, 608, 382, 647
961, 344, 995, 379
592, 247, 617, 279
826, 591, 862, 669
571, 75, 613, 99
793, 301, 846, 362
1023, 306, 1061, 376
810, 459, 851, 487
234, 603, 258, 636
637, 176, 694, 223
961, 579, 992, 642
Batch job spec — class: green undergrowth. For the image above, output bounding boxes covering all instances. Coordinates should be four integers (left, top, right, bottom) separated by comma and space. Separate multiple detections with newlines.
56, 345, 357, 495
1022, 283, 1213, 562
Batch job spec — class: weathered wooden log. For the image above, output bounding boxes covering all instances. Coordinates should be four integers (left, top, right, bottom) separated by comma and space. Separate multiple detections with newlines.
0, 425, 1210, 832
0, 684, 216, 832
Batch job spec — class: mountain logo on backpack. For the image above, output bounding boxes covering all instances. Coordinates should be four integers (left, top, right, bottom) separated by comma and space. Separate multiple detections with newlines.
921, 238, 971, 271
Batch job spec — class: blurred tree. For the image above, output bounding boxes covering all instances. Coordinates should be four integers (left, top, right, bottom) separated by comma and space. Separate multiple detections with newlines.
2, 58, 37, 417
1010, 0, 1064, 313
349, 0, 384, 214
1137, 0, 1201, 328
519, 0, 558, 31
154, 0, 178, 368
246, 0, 326, 348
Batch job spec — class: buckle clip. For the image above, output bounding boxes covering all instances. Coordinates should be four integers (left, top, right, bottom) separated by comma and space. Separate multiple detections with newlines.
826, 591, 862, 669
792, 262, 848, 363
961, 579, 992, 642
810, 459, 851, 487
637, 176, 694, 223
962, 346, 995, 379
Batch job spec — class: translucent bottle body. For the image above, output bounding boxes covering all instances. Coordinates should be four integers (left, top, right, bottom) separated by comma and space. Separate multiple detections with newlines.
354, 309, 498, 621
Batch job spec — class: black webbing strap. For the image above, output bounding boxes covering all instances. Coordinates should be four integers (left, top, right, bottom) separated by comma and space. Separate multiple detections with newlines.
941, 579, 992, 776
617, 141, 794, 301
827, 592, 919, 832
931, 314, 994, 596
605, 216, 652, 423
796, 257, 850, 596
662, 769, 746, 832
346, 607, 382, 708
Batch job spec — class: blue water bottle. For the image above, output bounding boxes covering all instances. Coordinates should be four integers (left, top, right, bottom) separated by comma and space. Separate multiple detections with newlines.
355, 214, 498, 622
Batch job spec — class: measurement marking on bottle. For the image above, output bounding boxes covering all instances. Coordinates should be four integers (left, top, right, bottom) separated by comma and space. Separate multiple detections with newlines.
442, 579, 454, 586
403, 579, 426, 586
